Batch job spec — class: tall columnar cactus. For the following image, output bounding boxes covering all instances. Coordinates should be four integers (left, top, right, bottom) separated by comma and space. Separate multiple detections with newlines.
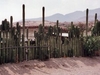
0, 31, 1, 37
53, 25, 56, 35
22, 4, 25, 46
47, 26, 53, 57
10, 16, 13, 28
42, 6, 45, 38
86, 8, 89, 36
9, 16, 13, 47
68, 22, 74, 56
5, 30, 9, 63
5, 19, 9, 31
57, 20, 59, 28
17, 22, 22, 62
16, 22, 21, 46
38, 24, 43, 33
71, 21, 73, 26
42, 7, 45, 27
0, 31, 1, 64
56, 20, 61, 57
22, 34, 24, 60
69, 22, 74, 39
16, 22, 21, 37
95, 13, 97, 25
26, 28, 28, 40
22, 4, 25, 60
60, 28, 62, 57
48, 26, 53, 36
56, 20, 59, 36
1, 19, 9, 31
34, 31, 38, 59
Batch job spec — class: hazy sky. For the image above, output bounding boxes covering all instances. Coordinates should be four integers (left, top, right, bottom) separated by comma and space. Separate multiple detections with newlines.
0, 0, 100, 22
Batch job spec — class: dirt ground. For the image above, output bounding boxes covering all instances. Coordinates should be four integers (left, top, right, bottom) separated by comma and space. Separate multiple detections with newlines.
0, 57, 100, 75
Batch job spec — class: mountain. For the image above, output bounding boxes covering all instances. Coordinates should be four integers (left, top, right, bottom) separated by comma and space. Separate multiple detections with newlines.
26, 8, 100, 22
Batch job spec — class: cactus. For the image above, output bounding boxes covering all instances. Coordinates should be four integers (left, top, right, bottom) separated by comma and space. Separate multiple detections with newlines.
57, 20, 58, 28
22, 34, 24, 61
27, 39, 30, 60
56, 20, 61, 57
26, 28, 28, 40
48, 26, 53, 36
94, 13, 97, 25
0, 31, 1, 64
42, 7, 45, 27
86, 8, 89, 36
38, 24, 44, 33
60, 28, 62, 57
10, 16, 13, 28
22, 4, 25, 60
16, 22, 21, 62
34, 31, 38, 59
22, 4, 25, 46
0, 4, 93, 63
56, 20, 59, 37
1, 19, 9, 31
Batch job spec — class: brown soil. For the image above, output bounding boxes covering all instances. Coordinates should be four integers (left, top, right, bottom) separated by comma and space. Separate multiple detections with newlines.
0, 57, 100, 75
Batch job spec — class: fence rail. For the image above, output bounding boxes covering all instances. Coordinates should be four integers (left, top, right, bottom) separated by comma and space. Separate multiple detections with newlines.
0, 46, 49, 49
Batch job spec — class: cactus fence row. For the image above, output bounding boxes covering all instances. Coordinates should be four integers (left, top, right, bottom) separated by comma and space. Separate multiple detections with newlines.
0, 4, 100, 64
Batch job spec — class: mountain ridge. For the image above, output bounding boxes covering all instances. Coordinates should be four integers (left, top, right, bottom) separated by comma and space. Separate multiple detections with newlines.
25, 8, 100, 22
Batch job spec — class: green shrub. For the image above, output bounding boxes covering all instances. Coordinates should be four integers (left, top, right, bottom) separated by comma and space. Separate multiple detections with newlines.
83, 36, 100, 57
